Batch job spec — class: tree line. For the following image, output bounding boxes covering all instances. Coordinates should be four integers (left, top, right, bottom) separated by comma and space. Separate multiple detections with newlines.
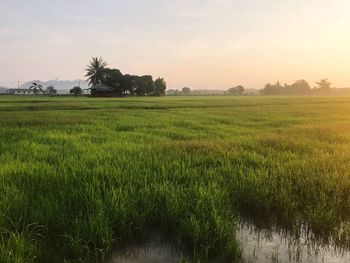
84, 57, 166, 96
167, 86, 246, 96
260, 79, 333, 95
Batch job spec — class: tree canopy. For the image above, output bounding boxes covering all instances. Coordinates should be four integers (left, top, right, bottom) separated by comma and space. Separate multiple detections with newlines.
70, 86, 83, 96
315, 79, 332, 91
45, 86, 57, 95
260, 80, 313, 95
182, 87, 191, 95
154, 78, 167, 96
29, 82, 44, 94
227, 85, 244, 95
85, 57, 167, 96
259, 79, 336, 96
85, 57, 108, 86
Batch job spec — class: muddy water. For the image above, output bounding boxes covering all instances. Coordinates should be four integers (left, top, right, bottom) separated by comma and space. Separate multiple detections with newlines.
108, 224, 350, 263
107, 240, 183, 263
237, 223, 350, 263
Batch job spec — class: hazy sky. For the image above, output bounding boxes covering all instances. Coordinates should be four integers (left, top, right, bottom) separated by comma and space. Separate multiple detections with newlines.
0, 0, 350, 89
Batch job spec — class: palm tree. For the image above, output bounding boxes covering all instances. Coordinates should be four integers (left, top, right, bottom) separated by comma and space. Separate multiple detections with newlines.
29, 82, 44, 94
85, 57, 107, 86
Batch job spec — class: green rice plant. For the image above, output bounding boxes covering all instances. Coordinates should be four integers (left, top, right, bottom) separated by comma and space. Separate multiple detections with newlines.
1, 96, 350, 261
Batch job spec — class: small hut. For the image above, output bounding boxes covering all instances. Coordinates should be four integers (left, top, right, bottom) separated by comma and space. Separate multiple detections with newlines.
89, 84, 122, 97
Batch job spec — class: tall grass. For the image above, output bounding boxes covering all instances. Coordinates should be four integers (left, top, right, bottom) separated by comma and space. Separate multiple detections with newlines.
1, 96, 350, 262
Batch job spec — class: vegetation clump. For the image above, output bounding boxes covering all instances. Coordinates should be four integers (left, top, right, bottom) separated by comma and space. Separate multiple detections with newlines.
85, 57, 167, 96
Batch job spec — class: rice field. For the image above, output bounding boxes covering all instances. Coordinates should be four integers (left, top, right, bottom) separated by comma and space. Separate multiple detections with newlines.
1, 95, 350, 262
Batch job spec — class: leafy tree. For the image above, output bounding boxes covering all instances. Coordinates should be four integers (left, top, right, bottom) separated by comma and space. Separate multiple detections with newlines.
227, 85, 244, 95
289, 80, 311, 95
122, 74, 137, 95
154, 78, 166, 96
134, 75, 154, 96
102, 68, 124, 92
260, 83, 272, 95
45, 86, 57, 95
260, 82, 279, 95
70, 86, 83, 96
83, 57, 168, 97
85, 57, 107, 86
260, 80, 310, 95
144, 76, 155, 95
182, 87, 191, 95
316, 79, 332, 91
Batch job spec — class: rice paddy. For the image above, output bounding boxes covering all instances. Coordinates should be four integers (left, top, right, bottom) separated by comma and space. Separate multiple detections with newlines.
1, 96, 350, 262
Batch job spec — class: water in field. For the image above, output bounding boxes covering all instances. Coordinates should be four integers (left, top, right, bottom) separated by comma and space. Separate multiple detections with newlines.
237, 222, 350, 263
108, 224, 350, 263
107, 239, 184, 263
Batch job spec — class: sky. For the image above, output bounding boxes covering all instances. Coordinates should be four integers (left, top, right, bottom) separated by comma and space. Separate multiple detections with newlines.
0, 0, 350, 89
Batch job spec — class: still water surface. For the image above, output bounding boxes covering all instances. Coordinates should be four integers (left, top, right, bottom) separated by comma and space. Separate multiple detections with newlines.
108, 223, 350, 263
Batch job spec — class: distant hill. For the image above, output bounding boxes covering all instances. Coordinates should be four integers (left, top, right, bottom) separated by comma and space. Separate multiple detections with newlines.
20, 80, 89, 91
0, 86, 8, 93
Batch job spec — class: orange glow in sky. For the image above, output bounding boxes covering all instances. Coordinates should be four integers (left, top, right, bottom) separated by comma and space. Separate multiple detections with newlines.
0, 0, 349, 89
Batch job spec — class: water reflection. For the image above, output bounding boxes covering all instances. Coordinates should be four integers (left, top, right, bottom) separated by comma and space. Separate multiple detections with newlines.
108, 223, 350, 263
107, 240, 183, 263
237, 222, 350, 263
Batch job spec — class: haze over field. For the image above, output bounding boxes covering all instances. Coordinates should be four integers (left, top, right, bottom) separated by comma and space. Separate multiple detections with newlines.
2, 2, 350, 261
0, 0, 350, 89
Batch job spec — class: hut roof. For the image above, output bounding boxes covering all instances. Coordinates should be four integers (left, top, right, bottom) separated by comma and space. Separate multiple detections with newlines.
89, 84, 113, 92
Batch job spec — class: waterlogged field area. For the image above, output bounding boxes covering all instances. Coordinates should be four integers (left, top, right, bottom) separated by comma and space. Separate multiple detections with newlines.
1, 96, 350, 262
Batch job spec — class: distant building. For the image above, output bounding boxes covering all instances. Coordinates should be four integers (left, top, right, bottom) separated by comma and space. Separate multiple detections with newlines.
88, 84, 122, 97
